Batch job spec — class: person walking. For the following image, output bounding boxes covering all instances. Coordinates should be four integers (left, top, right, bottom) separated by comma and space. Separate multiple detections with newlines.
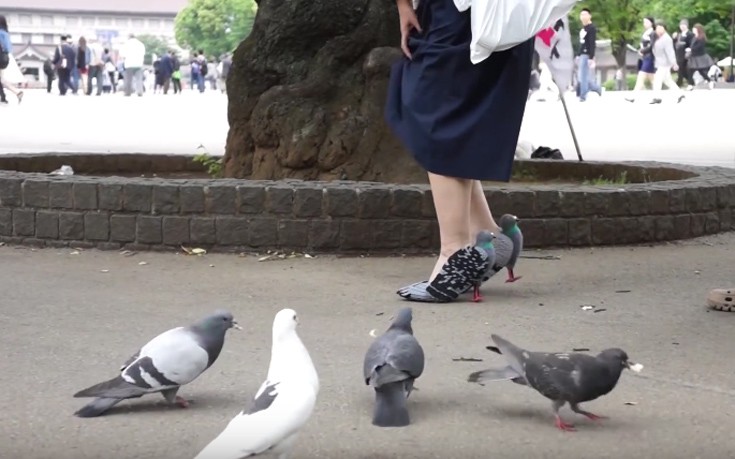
75, 36, 90, 95
672, 19, 694, 87
385, 0, 533, 302
626, 17, 657, 103
159, 50, 174, 94
120, 33, 146, 97
0, 15, 24, 104
649, 22, 685, 104
171, 51, 182, 94
577, 8, 602, 102
52, 35, 75, 96
43, 57, 55, 93
218, 53, 232, 94
687, 24, 715, 90
86, 38, 104, 96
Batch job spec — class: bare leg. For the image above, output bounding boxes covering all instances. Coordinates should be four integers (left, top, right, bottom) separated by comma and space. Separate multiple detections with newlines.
427, 172, 473, 281
469, 180, 501, 237
1, 79, 20, 96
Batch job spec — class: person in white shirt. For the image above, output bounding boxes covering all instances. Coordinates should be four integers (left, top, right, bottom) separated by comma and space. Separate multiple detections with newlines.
649, 21, 685, 104
86, 38, 105, 96
120, 33, 146, 96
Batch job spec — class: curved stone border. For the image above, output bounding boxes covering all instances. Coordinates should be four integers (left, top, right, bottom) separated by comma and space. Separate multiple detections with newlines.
0, 154, 733, 253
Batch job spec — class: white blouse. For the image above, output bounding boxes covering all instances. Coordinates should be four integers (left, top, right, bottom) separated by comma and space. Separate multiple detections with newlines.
412, 0, 471, 12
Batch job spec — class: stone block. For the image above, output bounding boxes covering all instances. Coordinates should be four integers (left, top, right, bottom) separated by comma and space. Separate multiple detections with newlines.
627, 190, 651, 216
648, 189, 670, 214
49, 182, 73, 209
584, 190, 612, 216
390, 188, 423, 218
719, 208, 732, 231
518, 219, 545, 248
293, 188, 323, 217
591, 218, 617, 245
215, 217, 249, 245
0, 208, 11, 236
654, 215, 675, 241
534, 191, 562, 217
607, 190, 631, 217
0, 176, 22, 206
237, 184, 266, 214
567, 218, 591, 246
123, 183, 152, 212
340, 220, 373, 250
308, 220, 341, 250
13, 209, 35, 236
205, 185, 237, 214
190, 217, 216, 244
716, 185, 735, 208
72, 182, 98, 210
265, 186, 293, 214
58, 212, 84, 240
35, 211, 59, 239
84, 212, 110, 241
162, 216, 190, 245
485, 190, 513, 216
690, 213, 706, 237
559, 191, 586, 218
421, 189, 436, 218
110, 215, 137, 242
506, 189, 535, 218
704, 212, 720, 234
278, 220, 309, 249
98, 183, 123, 211
137, 216, 162, 244
22, 180, 49, 207
325, 187, 358, 217
358, 187, 391, 219
371, 220, 403, 249
180, 185, 205, 213
668, 188, 686, 213
401, 220, 434, 249
248, 217, 278, 247
152, 185, 180, 215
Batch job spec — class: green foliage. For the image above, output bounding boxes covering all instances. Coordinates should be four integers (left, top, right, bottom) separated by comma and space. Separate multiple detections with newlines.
175, 0, 257, 58
583, 171, 630, 186
603, 74, 648, 91
703, 19, 731, 60
137, 35, 170, 65
193, 152, 223, 178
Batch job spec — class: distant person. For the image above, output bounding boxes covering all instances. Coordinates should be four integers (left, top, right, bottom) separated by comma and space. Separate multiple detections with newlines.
171, 51, 182, 94
649, 21, 685, 104
76, 36, 90, 95
159, 50, 174, 94
218, 53, 232, 94
52, 35, 76, 96
102, 47, 117, 92
0, 14, 24, 104
672, 19, 694, 87
191, 52, 205, 93
626, 17, 657, 103
120, 33, 145, 96
576, 8, 602, 102
43, 57, 55, 93
152, 54, 162, 93
687, 24, 715, 90
86, 38, 104, 96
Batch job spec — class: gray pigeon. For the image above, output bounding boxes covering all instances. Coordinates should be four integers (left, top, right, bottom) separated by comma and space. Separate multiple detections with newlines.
467, 334, 643, 431
363, 307, 425, 427
470, 230, 497, 302
73, 310, 241, 418
479, 214, 523, 285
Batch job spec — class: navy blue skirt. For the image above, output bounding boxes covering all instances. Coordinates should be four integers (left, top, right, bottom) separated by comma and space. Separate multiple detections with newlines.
385, 0, 533, 182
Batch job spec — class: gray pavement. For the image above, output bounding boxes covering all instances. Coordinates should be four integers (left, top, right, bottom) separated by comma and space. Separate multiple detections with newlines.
1, 233, 734, 459
1, 88, 734, 168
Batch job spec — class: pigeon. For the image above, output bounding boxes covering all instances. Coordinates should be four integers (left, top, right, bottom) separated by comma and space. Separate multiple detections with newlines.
363, 307, 425, 427
73, 310, 241, 418
194, 308, 319, 459
467, 334, 643, 431
479, 214, 523, 284
470, 230, 497, 302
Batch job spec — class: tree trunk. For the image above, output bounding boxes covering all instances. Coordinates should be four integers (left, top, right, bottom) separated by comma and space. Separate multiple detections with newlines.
223, 0, 428, 183
613, 38, 629, 81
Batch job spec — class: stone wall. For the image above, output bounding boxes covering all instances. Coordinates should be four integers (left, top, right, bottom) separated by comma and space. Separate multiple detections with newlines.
1, 157, 734, 253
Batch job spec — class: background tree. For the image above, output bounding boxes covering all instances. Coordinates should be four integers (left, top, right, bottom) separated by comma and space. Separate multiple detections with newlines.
136, 34, 170, 65
175, 0, 257, 58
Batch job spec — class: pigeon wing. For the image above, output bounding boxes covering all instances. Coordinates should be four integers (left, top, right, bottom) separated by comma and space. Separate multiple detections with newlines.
522, 352, 594, 402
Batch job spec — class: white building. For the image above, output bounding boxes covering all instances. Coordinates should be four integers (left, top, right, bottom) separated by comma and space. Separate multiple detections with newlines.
0, 0, 189, 85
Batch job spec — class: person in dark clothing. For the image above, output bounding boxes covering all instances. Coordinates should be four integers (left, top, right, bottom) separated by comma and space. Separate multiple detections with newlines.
672, 19, 694, 87
577, 8, 602, 101
159, 51, 174, 94
43, 58, 55, 93
171, 51, 182, 94
52, 35, 76, 96
687, 23, 715, 89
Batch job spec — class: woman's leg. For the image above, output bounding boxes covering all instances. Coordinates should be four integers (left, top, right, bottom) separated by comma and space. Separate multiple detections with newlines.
0, 78, 19, 96
427, 172, 473, 281
469, 180, 501, 237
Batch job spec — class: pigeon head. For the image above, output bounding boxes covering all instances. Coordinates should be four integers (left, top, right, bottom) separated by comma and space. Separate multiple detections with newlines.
388, 307, 414, 333
272, 308, 299, 341
598, 348, 644, 373
499, 214, 521, 235
195, 310, 242, 333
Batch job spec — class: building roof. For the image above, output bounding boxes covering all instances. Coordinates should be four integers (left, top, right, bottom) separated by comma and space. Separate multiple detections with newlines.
0, 0, 189, 15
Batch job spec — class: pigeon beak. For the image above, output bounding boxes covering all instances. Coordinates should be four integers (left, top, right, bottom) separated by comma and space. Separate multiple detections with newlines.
626, 361, 644, 373
232, 321, 243, 331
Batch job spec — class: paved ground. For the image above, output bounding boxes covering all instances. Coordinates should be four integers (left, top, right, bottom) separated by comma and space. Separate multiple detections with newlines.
1, 233, 734, 459
1, 87, 733, 168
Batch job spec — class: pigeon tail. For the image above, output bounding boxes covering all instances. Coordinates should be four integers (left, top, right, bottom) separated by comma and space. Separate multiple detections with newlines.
467, 366, 526, 384
74, 397, 124, 418
73, 375, 149, 399
372, 382, 410, 427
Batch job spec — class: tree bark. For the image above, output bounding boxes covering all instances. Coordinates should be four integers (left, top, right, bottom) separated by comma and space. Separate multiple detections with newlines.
223, 0, 428, 183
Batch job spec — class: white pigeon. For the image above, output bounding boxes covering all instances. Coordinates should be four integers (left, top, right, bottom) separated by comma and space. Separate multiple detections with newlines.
194, 308, 319, 459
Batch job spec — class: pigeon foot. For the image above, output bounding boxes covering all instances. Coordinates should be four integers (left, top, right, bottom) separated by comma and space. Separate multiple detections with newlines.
472, 285, 482, 302
505, 269, 522, 283
554, 415, 576, 432
581, 411, 608, 422
175, 396, 190, 408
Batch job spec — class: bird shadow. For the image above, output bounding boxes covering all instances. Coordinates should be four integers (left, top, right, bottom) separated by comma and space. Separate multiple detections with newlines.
77, 391, 239, 418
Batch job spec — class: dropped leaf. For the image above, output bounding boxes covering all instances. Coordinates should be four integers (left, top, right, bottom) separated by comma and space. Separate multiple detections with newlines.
0, 242, 5, 247
369, 329, 378, 338
593, 308, 607, 313
120, 250, 137, 257
624, 401, 638, 406
572, 348, 590, 352
580, 305, 594, 311
238, 253, 247, 257
304, 254, 313, 259
192, 248, 207, 255
375, 312, 384, 316
100, 269, 109, 273
70, 250, 81, 255
672, 342, 680, 345
209, 264, 215, 268
258, 255, 271, 262
72, 247, 85, 251
452, 357, 483, 362
694, 270, 701, 275
138, 261, 148, 266
615, 290, 632, 293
